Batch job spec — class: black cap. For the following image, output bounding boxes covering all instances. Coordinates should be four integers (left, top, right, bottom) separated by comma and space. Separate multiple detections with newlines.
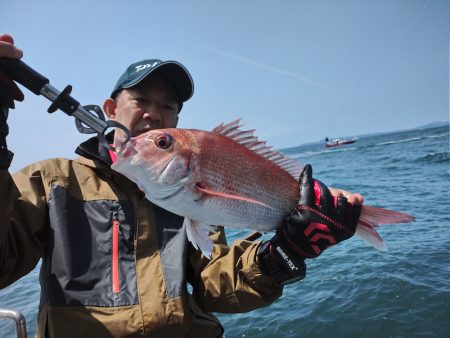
111, 59, 194, 103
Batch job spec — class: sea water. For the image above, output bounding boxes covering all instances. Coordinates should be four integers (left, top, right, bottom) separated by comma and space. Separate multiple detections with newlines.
0, 125, 449, 337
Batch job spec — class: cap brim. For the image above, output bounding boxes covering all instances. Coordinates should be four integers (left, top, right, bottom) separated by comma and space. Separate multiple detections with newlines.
121, 61, 194, 102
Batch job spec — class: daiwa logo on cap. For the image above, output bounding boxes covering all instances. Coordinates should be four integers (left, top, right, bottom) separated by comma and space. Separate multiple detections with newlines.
111, 58, 193, 101
135, 61, 160, 73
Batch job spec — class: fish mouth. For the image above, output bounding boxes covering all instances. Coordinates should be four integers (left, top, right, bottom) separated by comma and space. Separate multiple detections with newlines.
115, 138, 138, 159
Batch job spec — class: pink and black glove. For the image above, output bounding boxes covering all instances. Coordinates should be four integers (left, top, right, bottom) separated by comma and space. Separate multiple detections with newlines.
258, 164, 362, 285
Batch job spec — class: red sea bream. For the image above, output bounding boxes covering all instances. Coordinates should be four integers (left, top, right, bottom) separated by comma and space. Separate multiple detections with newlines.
111, 120, 414, 257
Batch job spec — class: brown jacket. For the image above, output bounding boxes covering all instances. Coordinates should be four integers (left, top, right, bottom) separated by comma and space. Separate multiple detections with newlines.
0, 135, 282, 337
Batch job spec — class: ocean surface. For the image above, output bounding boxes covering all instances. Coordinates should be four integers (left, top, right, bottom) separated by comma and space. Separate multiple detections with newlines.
0, 125, 449, 337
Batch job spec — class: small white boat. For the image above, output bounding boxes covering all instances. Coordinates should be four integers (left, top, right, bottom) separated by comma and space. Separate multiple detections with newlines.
324, 137, 358, 148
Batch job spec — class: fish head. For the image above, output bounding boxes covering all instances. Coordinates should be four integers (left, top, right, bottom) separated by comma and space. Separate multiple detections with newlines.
112, 128, 195, 200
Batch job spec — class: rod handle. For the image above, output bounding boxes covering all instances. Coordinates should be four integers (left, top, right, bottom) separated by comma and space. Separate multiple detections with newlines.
0, 57, 49, 95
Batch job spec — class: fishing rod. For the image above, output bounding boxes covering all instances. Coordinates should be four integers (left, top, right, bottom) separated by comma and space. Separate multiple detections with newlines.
0, 58, 130, 151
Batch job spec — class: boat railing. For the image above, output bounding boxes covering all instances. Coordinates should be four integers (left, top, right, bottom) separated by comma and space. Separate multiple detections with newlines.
0, 308, 27, 338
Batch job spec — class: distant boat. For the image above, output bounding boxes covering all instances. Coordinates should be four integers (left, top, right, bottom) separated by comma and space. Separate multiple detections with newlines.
324, 136, 358, 148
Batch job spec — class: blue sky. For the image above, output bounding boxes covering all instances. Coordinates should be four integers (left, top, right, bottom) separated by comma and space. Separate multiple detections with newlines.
1, 0, 449, 172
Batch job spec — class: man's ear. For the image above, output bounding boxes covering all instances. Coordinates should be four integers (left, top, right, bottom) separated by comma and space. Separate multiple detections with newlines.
103, 98, 117, 119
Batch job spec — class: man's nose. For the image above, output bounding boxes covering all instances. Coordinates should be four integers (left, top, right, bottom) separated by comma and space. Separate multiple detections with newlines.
142, 105, 161, 120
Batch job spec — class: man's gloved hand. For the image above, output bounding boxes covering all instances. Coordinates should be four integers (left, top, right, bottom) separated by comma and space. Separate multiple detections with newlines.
257, 164, 362, 285
0, 34, 24, 109
281, 164, 361, 258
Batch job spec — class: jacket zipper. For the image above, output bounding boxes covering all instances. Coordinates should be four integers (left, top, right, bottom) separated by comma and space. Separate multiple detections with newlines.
112, 217, 120, 294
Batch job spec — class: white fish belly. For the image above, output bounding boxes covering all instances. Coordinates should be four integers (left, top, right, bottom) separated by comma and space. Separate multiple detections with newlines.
146, 186, 293, 232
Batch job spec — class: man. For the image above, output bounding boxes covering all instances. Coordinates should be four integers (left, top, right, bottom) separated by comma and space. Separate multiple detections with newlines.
0, 34, 362, 337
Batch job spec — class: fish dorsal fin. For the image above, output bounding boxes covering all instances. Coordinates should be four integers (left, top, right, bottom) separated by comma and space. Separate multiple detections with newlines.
212, 119, 304, 178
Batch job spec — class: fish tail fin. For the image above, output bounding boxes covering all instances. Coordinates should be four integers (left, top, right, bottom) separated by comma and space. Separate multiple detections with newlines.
356, 205, 415, 252
183, 218, 215, 258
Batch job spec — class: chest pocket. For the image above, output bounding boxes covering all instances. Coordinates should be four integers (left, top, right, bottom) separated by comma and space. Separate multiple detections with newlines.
42, 185, 137, 307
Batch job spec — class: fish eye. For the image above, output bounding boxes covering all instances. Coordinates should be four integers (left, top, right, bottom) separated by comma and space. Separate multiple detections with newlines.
154, 134, 173, 149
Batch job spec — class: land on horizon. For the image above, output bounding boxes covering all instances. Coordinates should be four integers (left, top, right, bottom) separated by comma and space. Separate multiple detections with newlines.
283, 120, 449, 150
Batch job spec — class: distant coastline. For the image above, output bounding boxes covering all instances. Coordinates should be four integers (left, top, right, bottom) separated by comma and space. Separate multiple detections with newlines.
412, 120, 449, 130
283, 120, 449, 150
351, 120, 449, 139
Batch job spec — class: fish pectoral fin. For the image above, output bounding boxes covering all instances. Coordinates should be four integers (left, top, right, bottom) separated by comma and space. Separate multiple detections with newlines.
183, 218, 215, 258
195, 184, 274, 209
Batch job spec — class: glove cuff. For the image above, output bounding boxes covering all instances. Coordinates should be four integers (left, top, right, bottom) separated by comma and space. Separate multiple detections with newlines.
257, 235, 306, 285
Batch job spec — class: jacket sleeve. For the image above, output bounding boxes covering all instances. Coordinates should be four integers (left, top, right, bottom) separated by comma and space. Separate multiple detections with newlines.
0, 164, 49, 289
188, 227, 283, 313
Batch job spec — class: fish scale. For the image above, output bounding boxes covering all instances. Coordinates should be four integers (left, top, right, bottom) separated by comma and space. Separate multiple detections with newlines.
191, 131, 298, 226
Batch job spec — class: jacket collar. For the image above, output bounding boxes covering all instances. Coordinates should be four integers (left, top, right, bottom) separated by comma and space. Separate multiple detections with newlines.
74, 132, 144, 196
75, 132, 114, 166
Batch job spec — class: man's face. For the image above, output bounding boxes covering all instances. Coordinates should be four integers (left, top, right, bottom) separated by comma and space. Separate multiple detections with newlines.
104, 76, 180, 137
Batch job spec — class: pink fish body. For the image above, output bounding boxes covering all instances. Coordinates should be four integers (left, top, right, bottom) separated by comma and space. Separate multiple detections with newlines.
112, 120, 414, 257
